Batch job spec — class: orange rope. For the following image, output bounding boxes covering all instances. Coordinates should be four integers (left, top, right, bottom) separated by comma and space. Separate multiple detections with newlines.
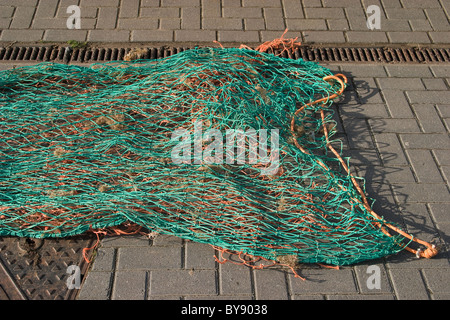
291, 74, 438, 260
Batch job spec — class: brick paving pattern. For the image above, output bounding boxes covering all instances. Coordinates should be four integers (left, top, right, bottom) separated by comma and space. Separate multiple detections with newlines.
0, 0, 449, 44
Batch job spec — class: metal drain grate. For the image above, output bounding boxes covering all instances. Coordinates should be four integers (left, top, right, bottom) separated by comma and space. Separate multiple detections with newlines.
0, 45, 449, 63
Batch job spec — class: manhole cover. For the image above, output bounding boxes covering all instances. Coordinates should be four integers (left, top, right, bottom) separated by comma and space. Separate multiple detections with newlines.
0, 235, 95, 300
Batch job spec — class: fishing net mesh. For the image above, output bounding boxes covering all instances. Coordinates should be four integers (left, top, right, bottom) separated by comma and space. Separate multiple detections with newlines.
0, 44, 437, 275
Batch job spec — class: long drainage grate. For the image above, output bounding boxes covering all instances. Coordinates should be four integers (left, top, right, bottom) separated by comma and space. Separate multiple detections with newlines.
0, 45, 449, 63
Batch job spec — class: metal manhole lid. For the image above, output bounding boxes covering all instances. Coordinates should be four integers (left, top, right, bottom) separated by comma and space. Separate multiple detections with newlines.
0, 235, 95, 300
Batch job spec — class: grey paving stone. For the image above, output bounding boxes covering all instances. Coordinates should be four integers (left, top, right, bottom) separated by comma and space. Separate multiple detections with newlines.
328, 294, 396, 300
340, 103, 389, 119
426, 8, 450, 31
253, 269, 289, 300
430, 65, 450, 78
0, 0, 38, 5
201, 0, 221, 17
303, 31, 346, 43
96, 7, 118, 29
412, 104, 447, 133
243, 0, 281, 6
282, 0, 304, 18
387, 31, 431, 43
217, 30, 259, 42
406, 149, 444, 183
428, 203, 450, 223
368, 118, 421, 133
220, 262, 253, 296
432, 149, 450, 166
91, 247, 116, 272
35, 0, 58, 19
344, 7, 368, 31
302, 0, 322, 7
391, 183, 450, 203
400, 133, 450, 150
117, 246, 183, 270
88, 29, 130, 42
346, 31, 389, 43
10, 6, 35, 29
118, 18, 158, 30
409, 19, 433, 31
185, 241, 217, 269
78, 272, 113, 300
356, 165, 416, 184
406, 91, 450, 105
0, 29, 44, 41
152, 234, 183, 246
160, 18, 181, 30
162, 0, 200, 6
101, 234, 152, 247
203, 18, 243, 30
342, 65, 388, 78
322, 0, 362, 6
327, 19, 349, 31
385, 8, 427, 20
77, 6, 99, 19
119, 0, 140, 18
304, 7, 346, 19
385, 65, 433, 78
0, 6, 14, 18
353, 78, 384, 104
285, 19, 327, 31
131, 29, 173, 41
222, 7, 263, 18
31, 18, 70, 29
174, 29, 216, 42
150, 269, 217, 296
43, 29, 88, 42
380, 19, 412, 32
399, 202, 442, 241
355, 263, 394, 294
289, 268, 358, 294
222, 0, 241, 6
244, 18, 265, 30
376, 78, 425, 91
181, 7, 200, 29
402, 0, 441, 8
0, 18, 11, 29
389, 269, 430, 300
80, 0, 119, 6
260, 30, 301, 42
381, 90, 415, 118
112, 270, 148, 300
373, 133, 409, 166
342, 117, 375, 149
348, 149, 381, 166
140, 7, 180, 18
422, 78, 448, 91
141, 0, 160, 6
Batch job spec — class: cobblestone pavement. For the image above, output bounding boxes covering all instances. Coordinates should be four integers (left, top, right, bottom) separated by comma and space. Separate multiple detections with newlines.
0, 0, 449, 44
72, 63, 449, 300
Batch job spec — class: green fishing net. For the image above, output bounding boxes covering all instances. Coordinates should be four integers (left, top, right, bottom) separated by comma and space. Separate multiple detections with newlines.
0, 47, 417, 267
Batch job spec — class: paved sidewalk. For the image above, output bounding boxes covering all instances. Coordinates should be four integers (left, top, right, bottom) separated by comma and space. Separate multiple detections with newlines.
72, 62, 449, 300
1, 0, 449, 302
0, 0, 449, 45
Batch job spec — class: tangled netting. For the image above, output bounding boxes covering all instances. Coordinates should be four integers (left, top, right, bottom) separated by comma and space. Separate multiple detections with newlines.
0, 47, 437, 273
